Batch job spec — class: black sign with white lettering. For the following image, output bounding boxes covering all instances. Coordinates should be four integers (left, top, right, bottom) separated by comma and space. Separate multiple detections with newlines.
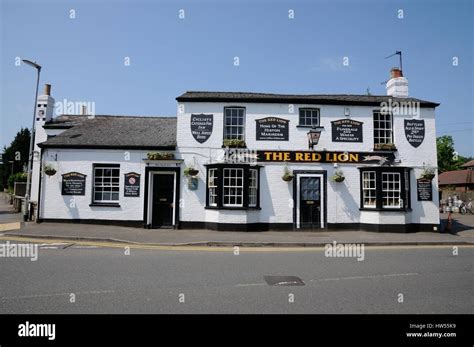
404, 119, 425, 148
256, 117, 289, 141
191, 114, 213, 144
124, 172, 140, 197
61, 172, 86, 195
331, 119, 363, 142
417, 178, 432, 201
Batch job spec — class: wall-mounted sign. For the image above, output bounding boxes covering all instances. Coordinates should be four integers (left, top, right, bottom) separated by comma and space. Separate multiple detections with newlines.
255, 117, 289, 141
256, 150, 395, 164
404, 119, 425, 148
191, 114, 213, 143
331, 119, 363, 142
417, 178, 432, 201
61, 172, 86, 195
124, 172, 140, 197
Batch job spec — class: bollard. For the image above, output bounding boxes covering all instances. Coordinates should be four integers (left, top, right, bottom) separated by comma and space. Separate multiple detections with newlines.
444, 212, 453, 234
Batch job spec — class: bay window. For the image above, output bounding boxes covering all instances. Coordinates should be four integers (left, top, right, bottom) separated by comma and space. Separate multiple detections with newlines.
359, 168, 411, 211
206, 164, 260, 209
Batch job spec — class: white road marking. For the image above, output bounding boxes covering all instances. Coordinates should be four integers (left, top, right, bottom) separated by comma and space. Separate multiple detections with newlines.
1, 290, 115, 300
39, 246, 59, 249
310, 273, 419, 282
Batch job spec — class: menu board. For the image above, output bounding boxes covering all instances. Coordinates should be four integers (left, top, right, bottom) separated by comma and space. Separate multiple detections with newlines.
124, 172, 140, 197
417, 178, 432, 201
61, 172, 86, 196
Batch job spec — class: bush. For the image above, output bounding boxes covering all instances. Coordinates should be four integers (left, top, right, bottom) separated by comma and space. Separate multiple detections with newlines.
8, 172, 27, 190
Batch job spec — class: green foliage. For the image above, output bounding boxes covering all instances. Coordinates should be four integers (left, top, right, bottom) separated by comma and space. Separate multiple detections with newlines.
146, 152, 174, 160
7, 172, 27, 189
436, 136, 470, 173
1, 128, 31, 188
183, 167, 199, 176
223, 139, 246, 148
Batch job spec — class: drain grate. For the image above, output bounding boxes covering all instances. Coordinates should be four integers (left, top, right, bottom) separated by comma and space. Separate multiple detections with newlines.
264, 276, 305, 286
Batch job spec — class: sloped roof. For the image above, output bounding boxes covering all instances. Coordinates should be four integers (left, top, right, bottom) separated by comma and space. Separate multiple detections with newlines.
176, 91, 440, 108
39, 115, 176, 149
461, 160, 474, 168
438, 169, 474, 186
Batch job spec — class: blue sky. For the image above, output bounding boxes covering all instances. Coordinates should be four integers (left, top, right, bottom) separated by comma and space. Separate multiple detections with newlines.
1, 0, 473, 156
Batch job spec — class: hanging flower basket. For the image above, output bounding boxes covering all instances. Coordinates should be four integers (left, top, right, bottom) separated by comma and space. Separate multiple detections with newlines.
223, 139, 246, 148
184, 167, 199, 177
331, 169, 345, 183
282, 166, 294, 182
374, 143, 397, 151
43, 164, 57, 176
419, 167, 436, 180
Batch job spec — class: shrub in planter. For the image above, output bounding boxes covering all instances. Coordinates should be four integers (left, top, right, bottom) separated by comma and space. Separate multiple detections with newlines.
147, 152, 174, 160
43, 164, 57, 176
331, 169, 345, 182
184, 167, 199, 177
7, 172, 27, 190
374, 143, 397, 151
223, 139, 246, 148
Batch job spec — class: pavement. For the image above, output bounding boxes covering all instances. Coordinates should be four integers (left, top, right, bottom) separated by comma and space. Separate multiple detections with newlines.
1, 192, 474, 247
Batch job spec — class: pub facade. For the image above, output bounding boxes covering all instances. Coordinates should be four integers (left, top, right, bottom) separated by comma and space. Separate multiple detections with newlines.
34, 68, 441, 232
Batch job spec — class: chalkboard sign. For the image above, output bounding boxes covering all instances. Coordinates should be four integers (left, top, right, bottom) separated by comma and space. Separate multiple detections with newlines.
417, 178, 432, 201
405, 119, 425, 148
124, 172, 140, 197
256, 117, 289, 141
191, 114, 213, 144
331, 119, 363, 142
62, 172, 86, 196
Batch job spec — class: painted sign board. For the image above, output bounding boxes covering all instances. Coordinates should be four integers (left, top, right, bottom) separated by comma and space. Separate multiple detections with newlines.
61, 172, 86, 195
255, 117, 289, 141
191, 114, 213, 144
124, 172, 140, 197
331, 119, 363, 142
404, 119, 425, 148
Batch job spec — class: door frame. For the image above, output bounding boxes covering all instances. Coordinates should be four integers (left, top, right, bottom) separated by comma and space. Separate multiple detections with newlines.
293, 170, 327, 229
143, 167, 180, 228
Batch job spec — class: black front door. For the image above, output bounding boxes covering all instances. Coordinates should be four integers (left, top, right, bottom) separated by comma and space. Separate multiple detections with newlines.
300, 177, 321, 229
152, 174, 175, 228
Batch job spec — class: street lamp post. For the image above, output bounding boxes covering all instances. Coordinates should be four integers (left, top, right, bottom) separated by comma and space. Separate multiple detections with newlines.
22, 59, 42, 222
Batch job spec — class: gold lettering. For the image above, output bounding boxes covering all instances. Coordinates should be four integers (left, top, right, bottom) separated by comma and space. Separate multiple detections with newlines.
325, 153, 332, 162
312, 153, 322, 161
349, 153, 358, 162
295, 153, 303, 161
264, 152, 272, 161
304, 153, 311, 161
274, 152, 283, 161
283, 152, 290, 161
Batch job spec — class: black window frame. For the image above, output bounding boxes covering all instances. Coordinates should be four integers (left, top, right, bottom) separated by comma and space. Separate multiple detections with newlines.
358, 167, 411, 211
223, 106, 246, 141
298, 108, 320, 127
205, 164, 261, 210
91, 163, 121, 206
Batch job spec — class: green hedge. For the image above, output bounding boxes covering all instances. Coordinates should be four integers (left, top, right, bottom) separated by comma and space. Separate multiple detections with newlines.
7, 172, 27, 190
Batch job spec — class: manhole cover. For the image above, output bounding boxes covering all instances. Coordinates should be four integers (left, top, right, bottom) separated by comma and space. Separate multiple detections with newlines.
264, 276, 305, 286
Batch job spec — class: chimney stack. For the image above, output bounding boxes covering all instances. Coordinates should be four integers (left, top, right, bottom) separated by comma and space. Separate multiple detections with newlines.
386, 67, 408, 98
81, 105, 87, 115
44, 83, 51, 96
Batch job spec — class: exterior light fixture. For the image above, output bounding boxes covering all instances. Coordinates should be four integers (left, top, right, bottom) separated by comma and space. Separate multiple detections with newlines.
307, 127, 323, 150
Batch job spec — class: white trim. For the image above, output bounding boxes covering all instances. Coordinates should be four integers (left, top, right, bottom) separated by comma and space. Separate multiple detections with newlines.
148, 171, 176, 227
296, 173, 324, 229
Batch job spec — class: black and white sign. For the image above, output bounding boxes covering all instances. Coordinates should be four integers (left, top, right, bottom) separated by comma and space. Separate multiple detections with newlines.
61, 172, 86, 195
417, 178, 432, 201
404, 119, 425, 148
331, 119, 363, 142
124, 172, 140, 197
256, 117, 289, 141
191, 114, 213, 144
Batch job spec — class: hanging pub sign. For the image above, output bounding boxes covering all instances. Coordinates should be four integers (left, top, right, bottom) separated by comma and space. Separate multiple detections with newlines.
191, 114, 213, 144
417, 178, 432, 201
256, 150, 395, 164
61, 172, 86, 195
255, 117, 289, 141
124, 172, 140, 197
331, 119, 363, 142
404, 119, 425, 148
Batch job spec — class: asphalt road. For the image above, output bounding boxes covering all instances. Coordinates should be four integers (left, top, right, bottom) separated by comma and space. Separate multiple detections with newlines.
0, 244, 472, 314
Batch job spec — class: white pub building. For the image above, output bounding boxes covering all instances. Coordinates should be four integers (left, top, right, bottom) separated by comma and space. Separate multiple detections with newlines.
31, 68, 440, 232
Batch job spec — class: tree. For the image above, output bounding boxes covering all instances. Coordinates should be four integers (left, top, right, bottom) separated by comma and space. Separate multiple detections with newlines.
0, 128, 31, 188
436, 135, 470, 173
